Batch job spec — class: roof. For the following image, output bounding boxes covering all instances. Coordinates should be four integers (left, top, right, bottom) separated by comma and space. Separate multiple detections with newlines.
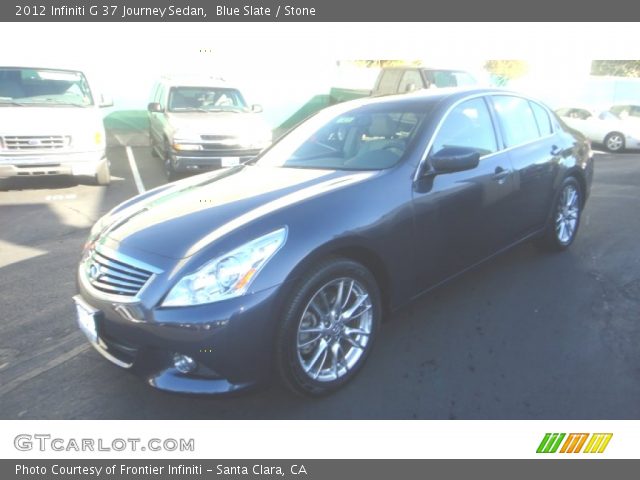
319, 87, 528, 117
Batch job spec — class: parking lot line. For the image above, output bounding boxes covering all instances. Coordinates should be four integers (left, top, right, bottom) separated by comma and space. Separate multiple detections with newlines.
0, 343, 90, 397
126, 146, 146, 194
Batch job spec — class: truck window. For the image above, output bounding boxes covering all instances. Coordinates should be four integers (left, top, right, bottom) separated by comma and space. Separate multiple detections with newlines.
398, 70, 423, 93
375, 70, 403, 95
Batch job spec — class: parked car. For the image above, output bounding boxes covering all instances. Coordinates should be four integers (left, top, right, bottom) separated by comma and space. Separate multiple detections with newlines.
609, 104, 640, 122
556, 106, 640, 152
74, 88, 593, 396
372, 66, 477, 96
0, 66, 111, 185
147, 76, 272, 180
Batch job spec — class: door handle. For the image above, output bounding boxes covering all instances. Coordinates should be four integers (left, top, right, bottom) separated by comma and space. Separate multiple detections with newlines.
551, 145, 562, 156
492, 166, 510, 183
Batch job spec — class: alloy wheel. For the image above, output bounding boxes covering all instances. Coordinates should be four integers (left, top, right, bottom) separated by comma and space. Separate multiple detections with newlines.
555, 183, 580, 244
605, 133, 624, 152
296, 277, 373, 382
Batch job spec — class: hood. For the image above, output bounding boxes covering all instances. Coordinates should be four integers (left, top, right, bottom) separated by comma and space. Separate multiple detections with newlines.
99, 166, 374, 259
167, 111, 269, 137
0, 106, 103, 136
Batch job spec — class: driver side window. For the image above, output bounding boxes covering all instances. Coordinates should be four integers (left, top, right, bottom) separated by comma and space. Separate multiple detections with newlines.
431, 98, 498, 157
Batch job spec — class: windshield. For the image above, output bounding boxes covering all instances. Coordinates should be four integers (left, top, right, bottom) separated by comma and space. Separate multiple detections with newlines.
0, 67, 93, 106
257, 104, 426, 171
168, 86, 247, 112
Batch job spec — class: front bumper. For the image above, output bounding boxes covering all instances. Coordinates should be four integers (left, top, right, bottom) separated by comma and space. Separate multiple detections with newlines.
75, 273, 285, 395
0, 150, 107, 179
170, 148, 262, 173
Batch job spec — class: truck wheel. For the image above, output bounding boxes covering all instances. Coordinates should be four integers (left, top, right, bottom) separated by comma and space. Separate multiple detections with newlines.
93, 161, 111, 186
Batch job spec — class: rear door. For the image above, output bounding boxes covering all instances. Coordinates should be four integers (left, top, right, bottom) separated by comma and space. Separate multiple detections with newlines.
489, 95, 559, 237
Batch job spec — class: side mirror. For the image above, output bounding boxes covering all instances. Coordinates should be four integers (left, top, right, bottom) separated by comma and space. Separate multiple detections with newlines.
429, 146, 480, 174
99, 94, 113, 108
251, 104, 263, 113
147, 102, 163, 113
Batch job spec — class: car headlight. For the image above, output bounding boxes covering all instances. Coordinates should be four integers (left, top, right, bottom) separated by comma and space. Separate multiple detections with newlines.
173, 142, 203, 151
162, 227, 287, 307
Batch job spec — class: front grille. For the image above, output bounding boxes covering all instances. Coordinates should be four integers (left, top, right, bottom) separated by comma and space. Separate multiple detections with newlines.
201, 134, 237, 141
85, 250, 153, 297
2, 135, 70, 151
199, 148, 261, 157
199, 135, 244, 150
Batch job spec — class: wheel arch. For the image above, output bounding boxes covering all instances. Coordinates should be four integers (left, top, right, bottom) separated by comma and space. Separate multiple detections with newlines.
564, 167, 588, 207
282, 241, 394, 319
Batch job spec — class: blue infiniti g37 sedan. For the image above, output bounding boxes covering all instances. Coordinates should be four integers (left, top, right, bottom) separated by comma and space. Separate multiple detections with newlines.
74, 88, 594, 396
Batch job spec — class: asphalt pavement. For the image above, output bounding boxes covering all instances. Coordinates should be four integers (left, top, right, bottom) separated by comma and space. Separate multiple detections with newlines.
1, 147, 639, 419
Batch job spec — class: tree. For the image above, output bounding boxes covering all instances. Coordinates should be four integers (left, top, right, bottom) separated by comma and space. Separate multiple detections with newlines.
484, 60, 528, 81
591, 60, 640, 77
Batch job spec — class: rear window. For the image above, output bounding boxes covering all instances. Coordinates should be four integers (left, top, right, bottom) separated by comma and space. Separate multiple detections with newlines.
530, 101, 552, 135
492, 95, 541, 147
430, 70, 476, 88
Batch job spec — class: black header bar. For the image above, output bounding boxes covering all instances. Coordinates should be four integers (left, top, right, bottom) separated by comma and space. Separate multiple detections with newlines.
3, 0, 637, 21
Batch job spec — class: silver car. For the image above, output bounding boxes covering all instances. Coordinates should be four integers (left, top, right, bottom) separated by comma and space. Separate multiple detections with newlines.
147, 76, 272, 180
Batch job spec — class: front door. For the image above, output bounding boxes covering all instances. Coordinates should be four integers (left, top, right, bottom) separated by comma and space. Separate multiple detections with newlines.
411, 96, 517, 293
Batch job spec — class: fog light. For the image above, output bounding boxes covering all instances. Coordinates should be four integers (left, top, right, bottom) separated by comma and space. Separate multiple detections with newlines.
173, 354, 197, 374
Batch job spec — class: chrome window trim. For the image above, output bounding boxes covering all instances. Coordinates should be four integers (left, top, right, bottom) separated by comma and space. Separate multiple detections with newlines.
414, 92, 558, 181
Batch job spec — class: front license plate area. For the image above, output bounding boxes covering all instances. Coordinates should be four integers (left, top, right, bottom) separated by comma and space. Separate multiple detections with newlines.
220, 157, 240, 167
73, 296, 99, 344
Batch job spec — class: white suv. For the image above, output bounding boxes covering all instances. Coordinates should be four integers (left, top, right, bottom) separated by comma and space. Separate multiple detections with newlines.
148, 76, 272, 180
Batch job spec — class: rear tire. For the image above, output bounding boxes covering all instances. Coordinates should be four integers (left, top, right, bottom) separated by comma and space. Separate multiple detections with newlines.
275, 258, 381, 397
604, 132, 625, 153
536, 176, 582, 251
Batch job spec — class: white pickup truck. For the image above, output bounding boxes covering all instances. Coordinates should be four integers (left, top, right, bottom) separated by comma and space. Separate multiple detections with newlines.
0, 66, 112, 185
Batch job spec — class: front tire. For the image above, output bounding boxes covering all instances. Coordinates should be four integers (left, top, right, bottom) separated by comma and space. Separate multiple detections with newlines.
536, 177, 582, 251
150, 130, 159, 158
604, 132, 625, 153
163, 138, 179, 182
275, 258, 381, 396
92, 161, 111, 186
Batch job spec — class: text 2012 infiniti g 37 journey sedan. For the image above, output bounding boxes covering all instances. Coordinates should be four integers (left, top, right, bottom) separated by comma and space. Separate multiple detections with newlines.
74, 89, 593, 396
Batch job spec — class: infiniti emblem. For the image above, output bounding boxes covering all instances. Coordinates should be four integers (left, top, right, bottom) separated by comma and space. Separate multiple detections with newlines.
88, 263, 101, 281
